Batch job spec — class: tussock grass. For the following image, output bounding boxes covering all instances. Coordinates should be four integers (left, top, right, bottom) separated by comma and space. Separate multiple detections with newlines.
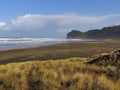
0, 57, 119, 90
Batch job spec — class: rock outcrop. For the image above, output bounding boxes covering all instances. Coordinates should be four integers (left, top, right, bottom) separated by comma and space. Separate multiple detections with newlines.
86, 49, 120, 66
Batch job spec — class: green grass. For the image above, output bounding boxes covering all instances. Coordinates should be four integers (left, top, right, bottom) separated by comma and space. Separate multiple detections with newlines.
0, 58, 119, 90
0, 40, 120, 64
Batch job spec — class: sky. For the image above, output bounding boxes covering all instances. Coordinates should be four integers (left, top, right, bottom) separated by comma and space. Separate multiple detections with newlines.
0, 0, 120, 38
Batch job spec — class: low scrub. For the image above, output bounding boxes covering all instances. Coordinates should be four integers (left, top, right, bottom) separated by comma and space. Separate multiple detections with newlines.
0, 57, 119, 90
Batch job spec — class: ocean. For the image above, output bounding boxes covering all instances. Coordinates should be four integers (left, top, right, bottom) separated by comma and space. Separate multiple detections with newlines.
0, 38, 93, 50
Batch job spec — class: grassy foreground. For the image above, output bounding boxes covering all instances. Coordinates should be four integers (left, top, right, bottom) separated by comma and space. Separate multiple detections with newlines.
0, 58, 119, 90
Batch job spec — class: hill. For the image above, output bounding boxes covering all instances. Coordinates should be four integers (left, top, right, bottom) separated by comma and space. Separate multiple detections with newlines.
67, 25, 120, 39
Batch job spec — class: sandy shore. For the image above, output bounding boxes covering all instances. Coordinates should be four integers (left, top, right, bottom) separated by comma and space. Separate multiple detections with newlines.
0, 40, 119, 64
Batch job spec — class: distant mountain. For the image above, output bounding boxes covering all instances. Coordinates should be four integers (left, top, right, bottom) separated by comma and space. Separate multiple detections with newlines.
67, 25, 120, 39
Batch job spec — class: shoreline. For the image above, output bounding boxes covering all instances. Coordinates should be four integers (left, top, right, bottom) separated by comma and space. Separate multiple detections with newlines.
0, 40, 119, 65
0, 40, 100, 51
0, 37, 99, 50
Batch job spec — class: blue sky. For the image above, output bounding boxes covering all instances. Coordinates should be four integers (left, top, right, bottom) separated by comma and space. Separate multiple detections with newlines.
0, 0, 120, 38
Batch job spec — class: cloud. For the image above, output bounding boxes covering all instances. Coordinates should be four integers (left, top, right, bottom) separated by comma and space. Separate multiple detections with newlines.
0, 22, 6, 27
11, 14, 109, 30
1, 13, 120, 37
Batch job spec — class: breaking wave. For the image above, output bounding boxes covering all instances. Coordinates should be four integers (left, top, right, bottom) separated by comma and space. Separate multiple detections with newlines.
0, 38, 93, 49
0, 38, 82, 44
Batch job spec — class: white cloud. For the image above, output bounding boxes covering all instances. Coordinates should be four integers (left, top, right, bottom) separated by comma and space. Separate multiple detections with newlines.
11, 14, 109, 27
1, 13, 120, 37
0, 22, 6, 27
10, 14, 120, 31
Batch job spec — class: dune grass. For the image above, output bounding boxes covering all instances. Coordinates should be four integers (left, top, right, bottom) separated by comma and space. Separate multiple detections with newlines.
0, 57, 119, 90
0, 40, 120, 64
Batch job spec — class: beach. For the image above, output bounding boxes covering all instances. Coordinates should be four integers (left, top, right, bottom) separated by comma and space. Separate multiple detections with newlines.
0, 39, 119, 64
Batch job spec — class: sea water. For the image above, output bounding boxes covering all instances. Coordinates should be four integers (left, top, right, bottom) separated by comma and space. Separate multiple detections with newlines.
0, 38, 93, 50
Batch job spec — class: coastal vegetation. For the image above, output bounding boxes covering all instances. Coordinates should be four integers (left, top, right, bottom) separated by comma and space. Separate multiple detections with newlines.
67, 25, 120, 39
0, 57, 120, 90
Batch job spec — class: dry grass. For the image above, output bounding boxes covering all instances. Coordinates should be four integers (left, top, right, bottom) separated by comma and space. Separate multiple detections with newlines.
0, 58, 119, 90
0, 40, 120, 64
0, 40, 119, 89
103, 39, 120, 43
